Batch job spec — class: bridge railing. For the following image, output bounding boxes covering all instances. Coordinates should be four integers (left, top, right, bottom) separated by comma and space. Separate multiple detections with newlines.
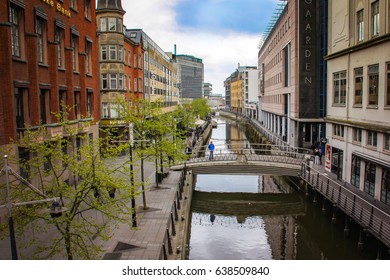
185, 146, 306, 166
300, 162, 390, 248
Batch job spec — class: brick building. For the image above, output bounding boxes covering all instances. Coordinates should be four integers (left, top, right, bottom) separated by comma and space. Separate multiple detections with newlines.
0, 0, 100, 148
0, 0, 100, 220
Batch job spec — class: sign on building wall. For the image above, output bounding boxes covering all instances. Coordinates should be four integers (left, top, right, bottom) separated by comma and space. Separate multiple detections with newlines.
325, 144, 331, 172
299, 0, 320, 118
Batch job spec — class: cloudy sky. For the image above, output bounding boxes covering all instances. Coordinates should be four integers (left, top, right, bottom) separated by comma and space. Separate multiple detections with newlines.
121, 0, 279, 94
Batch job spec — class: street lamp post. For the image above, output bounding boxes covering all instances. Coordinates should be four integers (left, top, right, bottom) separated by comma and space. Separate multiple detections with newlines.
4, 155, 17, 260
129, 141, 137, 228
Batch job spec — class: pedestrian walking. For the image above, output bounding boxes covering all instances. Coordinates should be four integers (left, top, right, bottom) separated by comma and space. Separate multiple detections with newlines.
208, 141, 215, 160
314, 148, 320, 165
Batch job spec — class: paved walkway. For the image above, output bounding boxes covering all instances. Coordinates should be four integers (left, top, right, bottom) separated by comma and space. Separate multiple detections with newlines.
99, 168, 186, 260
0, 154, 186, 260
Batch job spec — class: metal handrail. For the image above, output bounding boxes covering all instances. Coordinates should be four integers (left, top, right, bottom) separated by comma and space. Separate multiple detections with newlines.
301, 163, 390, 247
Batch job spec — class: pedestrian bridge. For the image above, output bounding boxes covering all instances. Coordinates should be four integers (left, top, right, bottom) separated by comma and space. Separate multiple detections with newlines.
170, 146, 307, 177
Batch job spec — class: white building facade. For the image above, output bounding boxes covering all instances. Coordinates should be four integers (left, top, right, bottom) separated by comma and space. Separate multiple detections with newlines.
326, 0, 390, 206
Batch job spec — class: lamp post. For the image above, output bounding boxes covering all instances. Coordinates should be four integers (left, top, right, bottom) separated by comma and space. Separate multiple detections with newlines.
0, 155, 62, 260
128, 124, 137, 227
3, 155, 17, 260
112, 124, 137, 228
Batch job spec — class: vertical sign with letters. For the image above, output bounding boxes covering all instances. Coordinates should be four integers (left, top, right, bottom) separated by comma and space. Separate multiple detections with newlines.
299, 0, 320, 118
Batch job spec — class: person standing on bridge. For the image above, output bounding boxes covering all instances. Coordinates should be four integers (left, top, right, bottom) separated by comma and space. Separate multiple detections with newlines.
208, 141, 215, 160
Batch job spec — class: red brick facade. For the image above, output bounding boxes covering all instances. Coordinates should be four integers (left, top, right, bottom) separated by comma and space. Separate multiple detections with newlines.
0, 0, 100, 147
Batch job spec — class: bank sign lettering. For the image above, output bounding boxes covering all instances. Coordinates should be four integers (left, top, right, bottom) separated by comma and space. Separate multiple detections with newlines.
41, 0, 71, 18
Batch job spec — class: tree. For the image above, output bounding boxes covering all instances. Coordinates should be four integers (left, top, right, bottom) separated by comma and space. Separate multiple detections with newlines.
121, 99, 189, 191
0, 117, 135, 259
190, 98, 211, 120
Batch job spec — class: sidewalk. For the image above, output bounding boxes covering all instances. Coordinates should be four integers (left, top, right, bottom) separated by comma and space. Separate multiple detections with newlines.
0, 154, 185, 260
98, 168, 184, 260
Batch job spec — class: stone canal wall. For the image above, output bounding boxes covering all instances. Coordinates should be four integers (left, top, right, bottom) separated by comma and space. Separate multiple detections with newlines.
162, 121, 212, 260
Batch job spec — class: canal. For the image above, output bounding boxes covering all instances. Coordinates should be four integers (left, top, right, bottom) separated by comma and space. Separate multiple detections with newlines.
187, 116, 389, 260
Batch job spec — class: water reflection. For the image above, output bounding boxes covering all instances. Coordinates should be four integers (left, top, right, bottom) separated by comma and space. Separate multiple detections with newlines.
189, 213, 273, 260
187, 116, 385, 260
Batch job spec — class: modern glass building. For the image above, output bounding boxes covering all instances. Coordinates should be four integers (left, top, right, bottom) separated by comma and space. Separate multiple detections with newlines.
173, 54, 204, 100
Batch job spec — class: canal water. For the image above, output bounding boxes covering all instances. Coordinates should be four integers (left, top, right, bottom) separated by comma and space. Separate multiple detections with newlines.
187, 116, 388, 260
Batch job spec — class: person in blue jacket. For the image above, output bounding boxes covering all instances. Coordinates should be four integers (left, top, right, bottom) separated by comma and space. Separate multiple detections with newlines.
208, 141, 215, 160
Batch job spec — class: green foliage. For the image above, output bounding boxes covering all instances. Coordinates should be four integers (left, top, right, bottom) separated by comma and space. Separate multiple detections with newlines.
0, 118, 136, 259
190, 98, 211, 120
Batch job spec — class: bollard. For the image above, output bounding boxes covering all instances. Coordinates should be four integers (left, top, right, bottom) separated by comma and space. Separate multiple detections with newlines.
170, 212, 176, 236
178, 186, 182, 200
162, 243, 168, 260
174, 201, 178, 221
176, 191, 181, 210
166, 228, 173, 255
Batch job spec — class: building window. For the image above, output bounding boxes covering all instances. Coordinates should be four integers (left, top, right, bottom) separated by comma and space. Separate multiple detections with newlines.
87, 90, 93, 116
102, 74, 108, 89
386, 62, 390, 107
283, 44, 291, 87
351, 155, 361, 188
110, 103, 119, 119
108, 18, 116, 31
368, 64, 379, 106
371, 1, 380, 37
101, 45, 107, 61
357, 9, 364, 42
70, 0, 78, 10
84, 0, 91, 20
102, 103, 109, 118
384, 134, 390, 151
128, 51, 131, 66
101, 74, 124, 90
364, 162, 376, 196
15, 88, 29, 128
134, 78, 137, 92
71, 34, 79, 72
85, 39, 92, 75
40, 89, 50, 124
74, 91, 81, 120
109, 45, 117, 60
354, 67, 363, 105
333, 71, 347, 105
331, 147, 343, 180
59, 90, 67, 118
333, 124, 344, 138
36, 17, 47, 64
55, 27, 65, 68
110, 74, 117, 89
118, 46, 123, 61
381, 169, 390, 206
100, 17, 107, 32
367, 130, 378, 147
10, 4, 23, 57
353, 128, 362, 143
138, 78, 142, 92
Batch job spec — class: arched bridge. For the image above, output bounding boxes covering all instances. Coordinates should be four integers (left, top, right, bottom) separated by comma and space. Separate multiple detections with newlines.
171, 145, 307, 177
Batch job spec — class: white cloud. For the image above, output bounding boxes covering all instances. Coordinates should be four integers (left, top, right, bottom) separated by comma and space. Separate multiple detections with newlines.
122, 1, 261, 94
